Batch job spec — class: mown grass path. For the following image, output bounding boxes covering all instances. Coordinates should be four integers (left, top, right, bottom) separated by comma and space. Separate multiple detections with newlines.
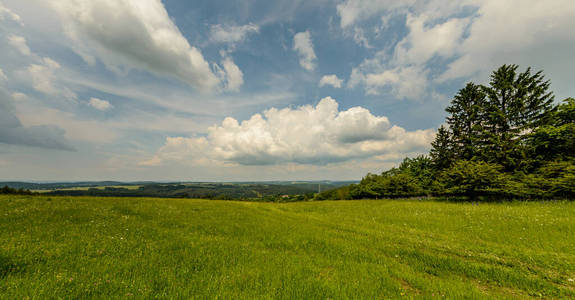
1, 195, 574, 298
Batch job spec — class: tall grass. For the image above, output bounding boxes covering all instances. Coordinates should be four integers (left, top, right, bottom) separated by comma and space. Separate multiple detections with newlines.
1, 195, 574, 298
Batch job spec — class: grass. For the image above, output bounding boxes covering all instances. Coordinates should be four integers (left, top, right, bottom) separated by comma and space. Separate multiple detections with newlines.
1, 195, 574, 299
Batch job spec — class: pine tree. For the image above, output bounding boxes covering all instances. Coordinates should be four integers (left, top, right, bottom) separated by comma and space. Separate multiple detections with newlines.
429, 125, 454, 171
528, 98, 575, 163
555, 97, 575, 126
481, 65, 555, 171
445, 82, 486, 160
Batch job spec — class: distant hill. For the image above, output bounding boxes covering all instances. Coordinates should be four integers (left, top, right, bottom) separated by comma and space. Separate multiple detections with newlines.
0, 181, 143, 190
0, 181, 358, 200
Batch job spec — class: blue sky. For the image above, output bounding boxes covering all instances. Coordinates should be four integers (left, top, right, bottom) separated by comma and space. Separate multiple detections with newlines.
0, 0, 574, 181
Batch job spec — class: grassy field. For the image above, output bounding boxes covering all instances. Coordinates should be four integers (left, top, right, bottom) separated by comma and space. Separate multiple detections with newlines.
1, 195, 574, 299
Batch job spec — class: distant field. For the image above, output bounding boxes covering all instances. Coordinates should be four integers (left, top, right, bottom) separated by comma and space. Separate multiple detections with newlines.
32, 185, 142, 193
1, 196, 574, 298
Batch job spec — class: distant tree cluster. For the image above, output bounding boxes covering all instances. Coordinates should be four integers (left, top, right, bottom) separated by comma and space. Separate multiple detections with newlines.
0, 186, 35, 195
45, 183, 325, 201
318, 65, 574, 201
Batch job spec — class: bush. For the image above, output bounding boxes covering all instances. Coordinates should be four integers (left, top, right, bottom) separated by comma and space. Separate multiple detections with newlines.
315, 185, 353, 200
518, 161, 575, 199
346, 171, 426, 199
438, 160, 507, 198
0, 186, 35, 195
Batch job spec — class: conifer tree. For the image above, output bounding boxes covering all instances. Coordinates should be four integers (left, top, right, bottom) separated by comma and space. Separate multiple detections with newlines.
481, 65, 554, 171
429, 125, 454, 171
445, 82, 486, 160
528, 98, 575, 162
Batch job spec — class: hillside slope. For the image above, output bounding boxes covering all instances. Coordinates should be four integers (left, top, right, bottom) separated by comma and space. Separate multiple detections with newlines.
1, 196, 574, 298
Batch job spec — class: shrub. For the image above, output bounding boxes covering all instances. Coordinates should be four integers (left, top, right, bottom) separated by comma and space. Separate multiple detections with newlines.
438, 160, 507, 198
520, 161, 575, 199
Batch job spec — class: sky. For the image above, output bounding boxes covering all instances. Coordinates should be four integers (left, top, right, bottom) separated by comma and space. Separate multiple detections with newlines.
0, 0, 574, 182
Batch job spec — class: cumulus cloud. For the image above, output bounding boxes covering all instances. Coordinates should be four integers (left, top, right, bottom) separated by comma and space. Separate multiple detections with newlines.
0, 90, 74, 151
347, 0, 575, 100
27, 57, 77, 101
0, 2, 22, 25
49, 0, 222, 92
394, 14, 469, 66
349, 12, 468, 99
293, 31, 317, 71
88, 97, 113, 111
349, 65, 428, 99
337, 0, 415, 28
8, 35, 31, 56
437, 0, 575, 91
11, 92, 27, 101
209, 23, 259, 45
143, 97, 434, 166
220, 56, 244, 92
351, 27, 372, 48
27, 57, 61, 94
2, 30, 80, 103
337, 0, 475, 28
319, 75, 343, 88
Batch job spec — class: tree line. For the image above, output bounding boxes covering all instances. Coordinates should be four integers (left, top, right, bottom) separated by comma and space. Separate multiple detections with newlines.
44, 183, 324, 201
317, 65, 574, 201
0, 186, 36, 195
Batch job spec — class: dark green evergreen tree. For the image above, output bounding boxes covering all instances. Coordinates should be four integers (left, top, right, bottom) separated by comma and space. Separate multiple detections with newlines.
555, 97, 575, 125
429, 125, 454, 171
439, 160, 507, 199
482, 65, 555, 171
528, 98, 575, 162
397, 155, 434, 190
445, 82, 486, 160
330, 65, 573, 201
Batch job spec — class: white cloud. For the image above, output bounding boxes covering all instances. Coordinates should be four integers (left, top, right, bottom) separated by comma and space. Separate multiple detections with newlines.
49, 0, 221, 92
293, 31, 317, 71
0, 2, 22, 25
8, 35, 31, 56
140, 136, 210, 167
336, 0, 476, 28
0, 67, 6, 80
27, 57, 60, 94
16, 105, 119, 144
351, 27, 372, 48
347, 0, 575, 100
0, 89, 74, 151
437, 0, 575, 96
349, 60, 428, 99
348, 11, 469, 99
88, 97, 113, 111
143, 97, 435, 166
319, 75, 343, 88
394, 14, 469, 66
220, 56, 244, 92
11, 92, 27, 101
209, 23, 259, 45
26, 57, 77, 100
337, 0, 415, 28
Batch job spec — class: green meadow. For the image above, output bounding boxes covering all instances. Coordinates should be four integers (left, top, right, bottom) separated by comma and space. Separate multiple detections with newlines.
1, 195, 574, 299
